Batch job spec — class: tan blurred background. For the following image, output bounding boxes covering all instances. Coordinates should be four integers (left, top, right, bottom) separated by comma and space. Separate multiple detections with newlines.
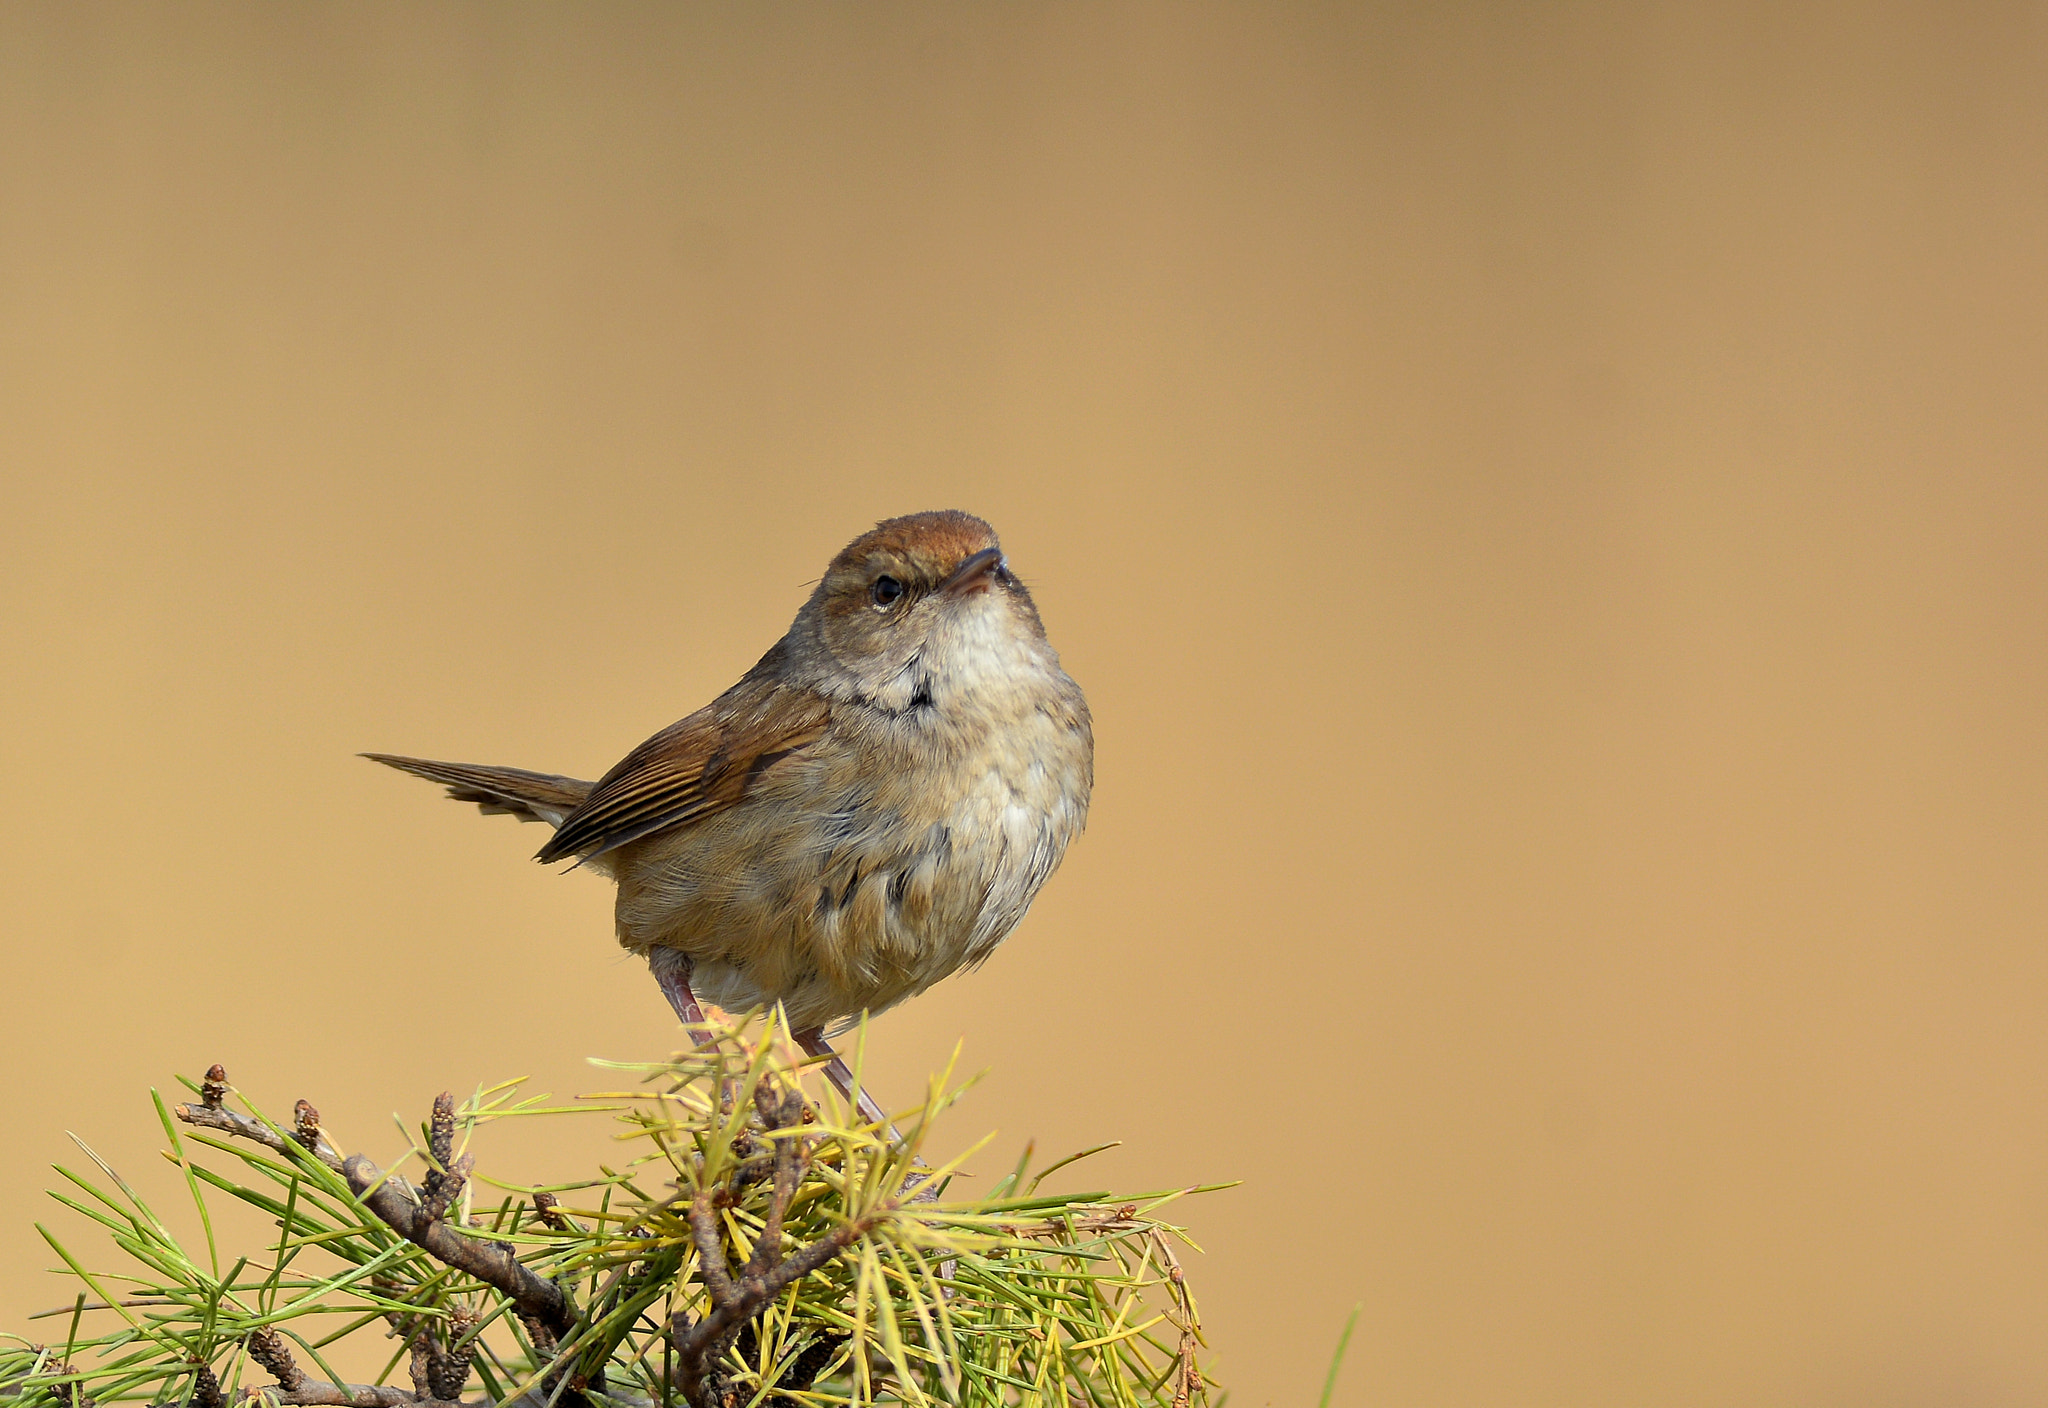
4, 3, 2047, 1403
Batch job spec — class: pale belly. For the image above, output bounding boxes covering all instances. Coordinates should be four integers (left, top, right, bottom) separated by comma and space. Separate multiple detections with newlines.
606, 714, 1090, 1032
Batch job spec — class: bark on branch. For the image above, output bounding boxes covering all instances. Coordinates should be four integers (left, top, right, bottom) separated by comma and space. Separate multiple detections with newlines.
173, 1102, 348, 1175
342, 1153, 571, 1340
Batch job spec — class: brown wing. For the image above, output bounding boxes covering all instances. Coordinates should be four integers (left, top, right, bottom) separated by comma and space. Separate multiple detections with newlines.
535, 671, 830, 865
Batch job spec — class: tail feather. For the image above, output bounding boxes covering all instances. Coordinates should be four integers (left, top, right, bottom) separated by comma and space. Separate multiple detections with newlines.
363, 753, 594, 829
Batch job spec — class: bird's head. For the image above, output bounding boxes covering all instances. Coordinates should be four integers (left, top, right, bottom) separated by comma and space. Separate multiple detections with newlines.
794, 510, 1054, 713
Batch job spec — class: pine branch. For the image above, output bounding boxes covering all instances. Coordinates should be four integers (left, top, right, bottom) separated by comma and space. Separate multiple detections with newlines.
10, 1014, 1222, 1408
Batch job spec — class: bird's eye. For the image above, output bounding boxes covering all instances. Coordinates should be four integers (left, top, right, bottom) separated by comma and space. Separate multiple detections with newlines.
871, 575, 905, 608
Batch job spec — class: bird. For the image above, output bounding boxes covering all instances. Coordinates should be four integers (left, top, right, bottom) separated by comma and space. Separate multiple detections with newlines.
366, 510, 1093, 1122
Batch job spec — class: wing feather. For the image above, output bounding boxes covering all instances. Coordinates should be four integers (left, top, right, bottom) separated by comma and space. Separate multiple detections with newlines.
535, 671, 829, 864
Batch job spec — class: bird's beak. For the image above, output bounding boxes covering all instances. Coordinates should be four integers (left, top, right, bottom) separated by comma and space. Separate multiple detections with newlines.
942, 547, 1005, 596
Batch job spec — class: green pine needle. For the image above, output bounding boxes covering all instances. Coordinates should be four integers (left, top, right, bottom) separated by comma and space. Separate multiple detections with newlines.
1317, 1304, 1361, 1408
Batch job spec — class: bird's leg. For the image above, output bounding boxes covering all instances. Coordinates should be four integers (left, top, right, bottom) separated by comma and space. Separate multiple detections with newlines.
652, 949, 761, 1122
792, 1026, 897, 1135
651, 955, 902, 1154
793, 1028, 942, 1208
649, 949, 716, 1048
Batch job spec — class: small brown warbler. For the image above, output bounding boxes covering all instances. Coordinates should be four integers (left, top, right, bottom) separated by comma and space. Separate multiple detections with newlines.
368, 511, 1093, 1115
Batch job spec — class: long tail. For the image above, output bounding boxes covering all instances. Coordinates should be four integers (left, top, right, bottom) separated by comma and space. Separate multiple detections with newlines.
363, 753, 594, 829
